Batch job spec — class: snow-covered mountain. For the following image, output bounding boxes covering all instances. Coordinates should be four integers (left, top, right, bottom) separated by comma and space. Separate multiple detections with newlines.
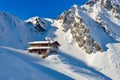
54, 0, 120, 54
0, 0, 120, 80
26, 16, 48, 32
0, 12, 49, 49
50, 0, 120, 79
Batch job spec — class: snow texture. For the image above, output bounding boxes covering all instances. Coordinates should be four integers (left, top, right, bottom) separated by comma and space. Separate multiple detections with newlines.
0, 0, 120, 80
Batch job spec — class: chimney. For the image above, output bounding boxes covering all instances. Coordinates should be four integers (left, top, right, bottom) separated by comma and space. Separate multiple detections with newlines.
45, 37, 50, 46
48, 39, 50, 47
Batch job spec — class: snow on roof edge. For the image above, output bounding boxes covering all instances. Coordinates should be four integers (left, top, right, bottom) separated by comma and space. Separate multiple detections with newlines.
28, 47, 50, 50
28, 41, 55, 44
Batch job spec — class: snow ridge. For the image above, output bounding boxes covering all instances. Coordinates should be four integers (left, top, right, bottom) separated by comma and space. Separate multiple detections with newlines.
54, 3, 118, 53
0, 12, 47, 49
0, 0, 120, 80
51, 0, 120, 79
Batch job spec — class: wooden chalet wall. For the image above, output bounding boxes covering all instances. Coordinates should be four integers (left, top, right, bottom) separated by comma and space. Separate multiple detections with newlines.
28, 41, 60, 58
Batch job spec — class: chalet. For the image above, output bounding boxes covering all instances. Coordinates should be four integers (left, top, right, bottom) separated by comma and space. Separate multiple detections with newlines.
28, 40, 60, 58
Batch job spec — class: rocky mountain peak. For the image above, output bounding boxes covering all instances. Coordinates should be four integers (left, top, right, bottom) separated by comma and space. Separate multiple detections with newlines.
86, 0, 99, 6
26, 16, 47, 32
100, 0, 120, 12
55, 5, 104, 54
86, 0, 120, 14
54, 0, 120, 54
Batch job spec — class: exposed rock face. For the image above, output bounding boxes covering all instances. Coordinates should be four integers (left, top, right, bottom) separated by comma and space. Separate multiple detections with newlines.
54, 0, 120, 54
56, 5, 102, 54
26, 16, 47, 32
84, 0, 120, 37
86, 0, 99, 6
102, 0, 120, 13
101, 0, 112, 10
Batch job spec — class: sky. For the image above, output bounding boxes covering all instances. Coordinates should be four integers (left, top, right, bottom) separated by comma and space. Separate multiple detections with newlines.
0, 0, 87, 20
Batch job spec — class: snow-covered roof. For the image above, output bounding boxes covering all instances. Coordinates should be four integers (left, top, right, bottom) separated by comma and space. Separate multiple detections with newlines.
28, 41, 54, 44
28, 47, 50, 50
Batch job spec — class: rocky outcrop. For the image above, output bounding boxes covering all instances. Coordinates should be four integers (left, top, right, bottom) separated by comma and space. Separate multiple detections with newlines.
86, 0, 99, 6
54, 0, 120, 54
56, 5, 103, 54
101, 0, 112, 10
100, 0, 120, 14
26, 16, 47, 32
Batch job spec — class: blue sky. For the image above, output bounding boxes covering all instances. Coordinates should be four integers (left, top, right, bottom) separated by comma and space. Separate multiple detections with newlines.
0, 0, 87, 20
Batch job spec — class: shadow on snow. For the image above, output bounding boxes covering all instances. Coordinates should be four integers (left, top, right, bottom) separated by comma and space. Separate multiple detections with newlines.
59, 51, 112, 80
1, 47, 73, 80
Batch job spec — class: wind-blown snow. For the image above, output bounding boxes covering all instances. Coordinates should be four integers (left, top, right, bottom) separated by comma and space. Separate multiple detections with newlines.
49, 0, 120, 79
0, 12, 43, 49
50, 19, 120, 80
0, 0, 120, 80
0, 47, 73, 80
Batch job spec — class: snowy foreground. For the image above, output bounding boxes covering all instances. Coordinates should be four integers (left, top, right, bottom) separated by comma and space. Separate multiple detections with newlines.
0, 0, 120, 80
0, 21, 120, 80
0, 24, 120, 80
0, 46, 113, 80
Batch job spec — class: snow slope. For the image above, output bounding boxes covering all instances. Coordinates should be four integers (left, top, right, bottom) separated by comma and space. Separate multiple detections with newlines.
0, 12, 48, 49
46, 21, 120, 80
0, 11, 112, 80
0, 46, 112, 80
48, 0, 120, 79
0, 0, 120, 80
0, 47, 73, 80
